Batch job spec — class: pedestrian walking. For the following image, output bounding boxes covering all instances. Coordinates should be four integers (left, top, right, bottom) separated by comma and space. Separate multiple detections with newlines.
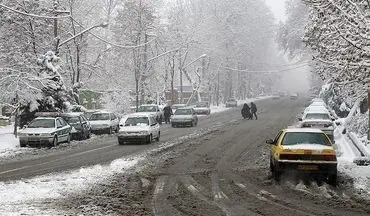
250, 102, 257, 120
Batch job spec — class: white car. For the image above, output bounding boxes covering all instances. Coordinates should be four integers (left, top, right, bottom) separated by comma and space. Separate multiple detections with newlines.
298, 110, 335, 142
171, 104, 186, 113
117, 113, 160, 145
137, 104, 164, 124
303, 105, 330, 115
89, 111, 120, 134
171, 107, 198, 127
18, 117, 71, 147
193, 101, 211, 115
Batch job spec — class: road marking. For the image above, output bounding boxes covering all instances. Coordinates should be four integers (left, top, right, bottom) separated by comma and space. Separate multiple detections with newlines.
0, 144, 114, 175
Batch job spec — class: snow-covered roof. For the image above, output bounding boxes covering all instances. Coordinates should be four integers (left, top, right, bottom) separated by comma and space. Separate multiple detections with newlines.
125, 113, 154, 118
285, 128, 324, 133
61, 112, 84, 117
35, 117, 57, 120
304, 109, 329, 114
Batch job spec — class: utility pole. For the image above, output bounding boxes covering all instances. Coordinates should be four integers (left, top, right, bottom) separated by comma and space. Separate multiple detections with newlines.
179, 52, 183, 103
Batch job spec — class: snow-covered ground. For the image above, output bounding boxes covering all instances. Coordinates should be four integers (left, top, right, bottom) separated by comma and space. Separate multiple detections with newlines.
0, 125, 21, 157
0, 122, 222, 215
333, 120, 370, 197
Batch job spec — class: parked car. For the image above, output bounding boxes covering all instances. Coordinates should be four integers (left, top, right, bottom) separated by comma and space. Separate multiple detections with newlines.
171, 107, 198, 127
193, 101, 211, 115
60, 113, 91, 140
290, 93, 298, 100
266, 128, 337, 185
89, 111, 120, 134
272, 94, 280, 100
18, 116, 72, 147
298, 110, 335, 142
226, 99, 238, 107
84, 109, 100, 119
137, 104, 164, 124
117, 113, 160, 145
171, 104, 186, 113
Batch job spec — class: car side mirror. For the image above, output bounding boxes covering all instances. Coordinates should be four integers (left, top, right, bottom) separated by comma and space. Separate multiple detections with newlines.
331, 118, 335, 121
266, 139, 274, 145
23, 125, 28, 129
298, 117, 302, 121
57, 125, 62, 129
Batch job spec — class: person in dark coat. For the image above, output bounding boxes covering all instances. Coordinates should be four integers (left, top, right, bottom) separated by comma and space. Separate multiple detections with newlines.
241, 103, 252, 119
163, 105, 173, 124
250, 102, 257, 120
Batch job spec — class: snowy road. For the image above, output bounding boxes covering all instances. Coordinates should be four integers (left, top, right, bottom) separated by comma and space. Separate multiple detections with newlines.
0, 97, 369, 215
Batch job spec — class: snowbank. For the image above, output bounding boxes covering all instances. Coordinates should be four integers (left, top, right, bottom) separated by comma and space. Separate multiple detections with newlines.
0, 157, 140, 215
0, 125, 19, 156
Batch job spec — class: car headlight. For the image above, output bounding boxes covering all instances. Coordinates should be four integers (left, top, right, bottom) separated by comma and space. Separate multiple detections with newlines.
139, 131, 149, 135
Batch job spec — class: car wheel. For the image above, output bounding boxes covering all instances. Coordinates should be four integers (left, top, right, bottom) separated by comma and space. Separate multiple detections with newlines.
327, 174, 337, 186
272, 164, 281, 181
155, 132, 160, 142
67, 134, 71, 144
269, 159, 274, 173
147, 135, 152, 144
51, 137, 58, 147
19, 141, 26, 148
118, 138, 125, 145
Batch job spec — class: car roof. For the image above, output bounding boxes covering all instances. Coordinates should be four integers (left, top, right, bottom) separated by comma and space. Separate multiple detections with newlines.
305, 109, 330, 114
61, 112, 84, 117
126, 113, 153, 118
284, 128, 324, 133
140, 104, 158, 106
34, 117, 57, 120
91, 110, 112, 114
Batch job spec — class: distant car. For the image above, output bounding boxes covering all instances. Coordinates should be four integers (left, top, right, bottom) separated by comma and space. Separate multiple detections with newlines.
290, 93, 298, 100
171, 107, 198, 127
298, 110, 335, 142
272, 94, 280, 100
18, 116, 72, 147
117, 113, 160, 145
84, 109, 100, 119
60, 113, 91, 140
226, 99, 238, 107
193, 101, 211, 115
266, 128, 337, 185
137, 104, 164, 124
89, 111, 120, 134
171, 104, 186, 113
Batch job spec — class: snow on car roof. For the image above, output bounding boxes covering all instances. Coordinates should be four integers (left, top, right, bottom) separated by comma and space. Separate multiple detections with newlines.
35, 117, 57, 120
285, 128, 324, 133
304, 108, 329, 114
125, 112, 154, 117
61, 112, 84, 117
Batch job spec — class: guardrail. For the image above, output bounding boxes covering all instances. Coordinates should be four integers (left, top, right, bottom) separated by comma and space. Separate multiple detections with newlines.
348, 132, 370, 166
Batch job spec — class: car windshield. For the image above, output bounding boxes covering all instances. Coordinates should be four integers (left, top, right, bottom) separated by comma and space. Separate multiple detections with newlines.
305, 113, 330, 120
175, 109, 192, 115
196, 102, 208, 107
138, 106, 157, 112
282, 132, 331, 146
125, 117, 149, 126
65, 116, 80, 124
172, 104, 184, 109
89, 113, 110, 121
28, 119, 55, 128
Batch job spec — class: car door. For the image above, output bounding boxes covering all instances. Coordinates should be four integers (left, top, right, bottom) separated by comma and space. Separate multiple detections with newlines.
56, 119, 65, 142
150, 116, 159, 137
81, 115, 89, 134
192, 109, 197, 123
58, 118, 70, 142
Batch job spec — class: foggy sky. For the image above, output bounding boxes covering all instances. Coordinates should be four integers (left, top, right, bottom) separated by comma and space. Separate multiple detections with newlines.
265, 0, 287, 22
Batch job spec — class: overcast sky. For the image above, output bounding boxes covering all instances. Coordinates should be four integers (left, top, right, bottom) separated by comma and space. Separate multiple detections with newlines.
265, 0, 287, 22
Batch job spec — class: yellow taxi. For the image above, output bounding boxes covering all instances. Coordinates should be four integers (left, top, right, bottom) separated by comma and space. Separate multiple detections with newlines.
266, 128, 337, 185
